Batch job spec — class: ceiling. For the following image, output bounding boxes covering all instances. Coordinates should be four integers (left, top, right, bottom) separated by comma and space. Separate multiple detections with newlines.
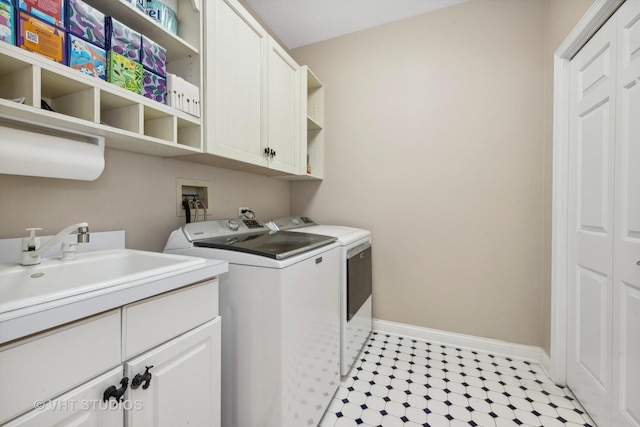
243, 0, 469, 49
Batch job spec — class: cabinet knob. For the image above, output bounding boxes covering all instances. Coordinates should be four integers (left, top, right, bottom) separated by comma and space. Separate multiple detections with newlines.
637, 260, 640, 266
103, 377, 129, 402
131, 365, 154, 390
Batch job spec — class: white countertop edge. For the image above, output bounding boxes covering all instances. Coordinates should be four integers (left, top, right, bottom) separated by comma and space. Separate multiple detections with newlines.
0, 258, 228, 345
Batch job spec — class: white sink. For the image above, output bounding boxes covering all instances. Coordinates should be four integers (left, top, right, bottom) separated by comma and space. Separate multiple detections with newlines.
0, 249, 206, 314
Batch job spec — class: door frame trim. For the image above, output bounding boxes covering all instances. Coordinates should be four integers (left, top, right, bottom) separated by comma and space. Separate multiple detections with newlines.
551, 0, 624, 386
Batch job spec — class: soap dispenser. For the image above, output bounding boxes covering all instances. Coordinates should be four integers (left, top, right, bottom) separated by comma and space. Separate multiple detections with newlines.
21, 228, 42, 265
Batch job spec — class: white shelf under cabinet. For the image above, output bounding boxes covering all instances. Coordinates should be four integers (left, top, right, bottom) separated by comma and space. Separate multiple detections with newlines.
0, 45, 201, 156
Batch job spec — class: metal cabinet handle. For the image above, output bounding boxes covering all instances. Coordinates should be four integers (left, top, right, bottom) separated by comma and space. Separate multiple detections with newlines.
637, 260, 640, 266
131, 365, 154, 390
103, 377, 129, 402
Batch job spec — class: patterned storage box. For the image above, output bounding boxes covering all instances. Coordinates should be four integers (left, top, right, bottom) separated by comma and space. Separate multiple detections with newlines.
68, 34, 106, 79
107, 50, 142, 94
142, 68, 166, 103
106, 16, 141, 62
141, 34, 165, 77
17, 10, 66, 64
0, 1, 15, 45
66, 0, 105, 48
18, 0, 64, 28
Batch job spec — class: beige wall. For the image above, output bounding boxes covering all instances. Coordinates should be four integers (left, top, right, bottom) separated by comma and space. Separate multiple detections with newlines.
0, 149, 290, 251
291, 0, 592, 348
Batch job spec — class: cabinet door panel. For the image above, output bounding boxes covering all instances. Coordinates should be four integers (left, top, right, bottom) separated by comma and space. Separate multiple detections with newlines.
267, 38, 300, 174
125, 318, 221, 427
206, 0, 267, 166
3, 367, 123, 427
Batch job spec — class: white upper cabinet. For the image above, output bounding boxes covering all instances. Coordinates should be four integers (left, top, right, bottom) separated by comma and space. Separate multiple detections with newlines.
267, 37, 301, 175
201, 0, 302, 175
204, 0, 268, 166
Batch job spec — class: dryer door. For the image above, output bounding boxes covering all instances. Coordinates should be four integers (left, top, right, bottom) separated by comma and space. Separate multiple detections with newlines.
347, 244, 372, 321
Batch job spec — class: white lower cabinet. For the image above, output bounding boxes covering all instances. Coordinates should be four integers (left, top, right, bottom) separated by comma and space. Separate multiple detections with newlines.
126, 319, 221, 426
0, 280, 221, 427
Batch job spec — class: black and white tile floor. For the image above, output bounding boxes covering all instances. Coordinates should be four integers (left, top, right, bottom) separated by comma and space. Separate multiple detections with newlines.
319, 332, 596, 427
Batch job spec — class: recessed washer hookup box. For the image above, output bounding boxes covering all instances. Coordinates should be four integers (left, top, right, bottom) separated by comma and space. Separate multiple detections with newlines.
19, 0, 65, 29
17, 10, 66, 64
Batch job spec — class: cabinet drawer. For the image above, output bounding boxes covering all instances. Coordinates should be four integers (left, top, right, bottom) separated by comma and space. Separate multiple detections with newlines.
0, 310, 121, 424
123, 279, 218, 359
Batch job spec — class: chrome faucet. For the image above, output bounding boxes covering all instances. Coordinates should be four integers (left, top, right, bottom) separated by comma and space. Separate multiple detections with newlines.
21, 222, 90, 266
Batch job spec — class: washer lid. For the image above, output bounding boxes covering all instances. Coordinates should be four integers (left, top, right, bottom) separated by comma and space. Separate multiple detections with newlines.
193, 231, 337, 260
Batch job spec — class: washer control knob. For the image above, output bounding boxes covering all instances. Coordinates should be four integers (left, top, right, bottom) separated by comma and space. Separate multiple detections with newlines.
227, 219, 240, 231
292, 217, 301, 225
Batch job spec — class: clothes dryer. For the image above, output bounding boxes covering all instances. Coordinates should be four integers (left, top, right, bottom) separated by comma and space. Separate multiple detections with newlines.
267, 216, 372, 377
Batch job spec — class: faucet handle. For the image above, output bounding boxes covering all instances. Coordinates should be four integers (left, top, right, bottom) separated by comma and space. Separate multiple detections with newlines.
23, 228, 42, 251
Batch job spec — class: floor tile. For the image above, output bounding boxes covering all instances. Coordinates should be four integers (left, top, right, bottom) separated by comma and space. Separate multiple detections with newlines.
319, 332, 597, 427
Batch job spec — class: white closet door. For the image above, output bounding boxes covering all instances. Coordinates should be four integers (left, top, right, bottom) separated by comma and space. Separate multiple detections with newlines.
613, 2, 640, 426
567, 15, 617, 427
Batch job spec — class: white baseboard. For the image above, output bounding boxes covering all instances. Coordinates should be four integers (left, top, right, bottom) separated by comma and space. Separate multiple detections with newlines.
373, 319, 552, 377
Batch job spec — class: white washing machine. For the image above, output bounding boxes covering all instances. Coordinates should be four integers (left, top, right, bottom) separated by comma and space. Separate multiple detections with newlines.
164, 219, 341, 427
267, 216, 372, 377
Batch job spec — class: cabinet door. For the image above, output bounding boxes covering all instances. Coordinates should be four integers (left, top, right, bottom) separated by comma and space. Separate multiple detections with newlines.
3, 367, 123, 427
0, 311, 121, 424
205, 0, 268, 166
125, 318, 221, 427
267, 37, 301, 174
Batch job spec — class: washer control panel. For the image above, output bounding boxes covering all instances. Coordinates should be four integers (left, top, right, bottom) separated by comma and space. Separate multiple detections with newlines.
182, 219, 267, 241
